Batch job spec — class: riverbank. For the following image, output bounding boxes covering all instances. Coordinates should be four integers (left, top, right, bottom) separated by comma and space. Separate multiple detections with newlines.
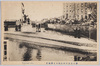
4, 31, 97, 55
46, 24, 97, 41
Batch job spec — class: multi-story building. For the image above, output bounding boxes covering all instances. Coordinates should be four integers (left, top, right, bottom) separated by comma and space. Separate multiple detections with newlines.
63, 2, 97, 22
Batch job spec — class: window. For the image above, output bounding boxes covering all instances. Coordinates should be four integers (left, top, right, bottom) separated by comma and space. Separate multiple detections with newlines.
77, 9, 79, 12
4, 41, 7, 44
81, 3, 83, 7
81, 9, 83, 13
4, 45, 7, 50
85, 16, 87, 19
4, 51, 7, 55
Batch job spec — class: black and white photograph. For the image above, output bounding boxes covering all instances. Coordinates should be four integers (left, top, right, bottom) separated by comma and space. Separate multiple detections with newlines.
1, 1, 99, 65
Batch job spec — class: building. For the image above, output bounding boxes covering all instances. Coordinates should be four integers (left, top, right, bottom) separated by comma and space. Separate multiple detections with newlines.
4, 20, 17, 31
4, 19, 22, 31
63, 2, 97, 22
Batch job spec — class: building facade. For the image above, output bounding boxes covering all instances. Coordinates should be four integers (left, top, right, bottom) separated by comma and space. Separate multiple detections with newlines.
63, 2, 97, 22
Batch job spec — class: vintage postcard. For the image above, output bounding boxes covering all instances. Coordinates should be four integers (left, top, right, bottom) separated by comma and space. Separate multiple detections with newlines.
1, 1, 99, 65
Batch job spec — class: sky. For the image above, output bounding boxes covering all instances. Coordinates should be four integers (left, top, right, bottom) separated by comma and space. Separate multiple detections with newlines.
1, 1, 63, 21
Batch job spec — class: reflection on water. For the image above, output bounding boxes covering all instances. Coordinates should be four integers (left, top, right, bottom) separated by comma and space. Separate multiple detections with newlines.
36, 49, 41, 61
7, 38, 94, 61
23, 48, 32, 61
19, 42, 42, 61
